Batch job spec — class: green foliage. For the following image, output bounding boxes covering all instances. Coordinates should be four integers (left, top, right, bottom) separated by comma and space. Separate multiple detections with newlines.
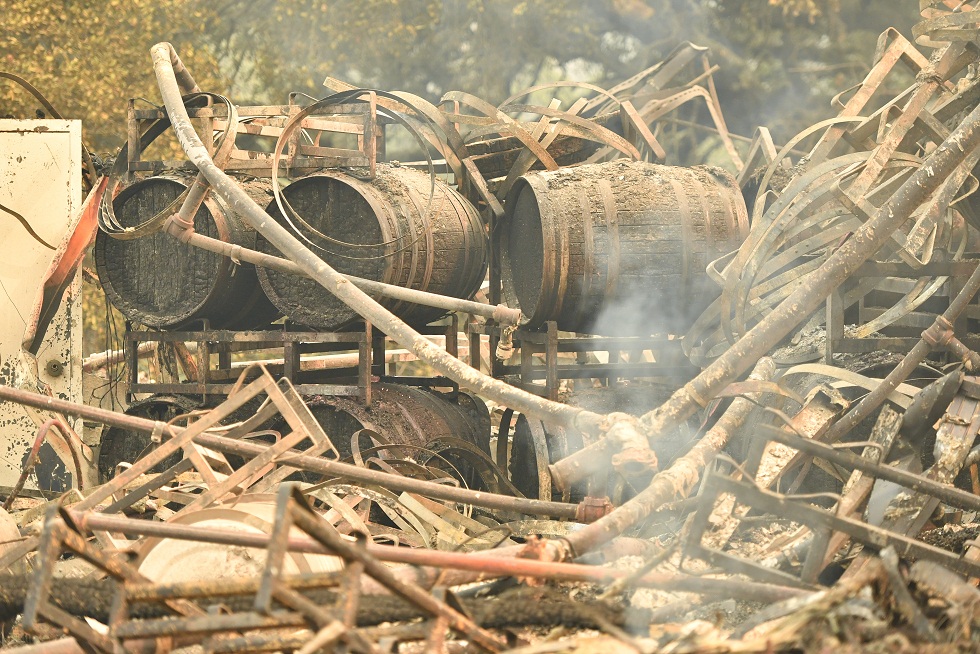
207, 0, 641, 103
698, 0, 922, 139
0, 0, 224, 153
0, 0, 926, 153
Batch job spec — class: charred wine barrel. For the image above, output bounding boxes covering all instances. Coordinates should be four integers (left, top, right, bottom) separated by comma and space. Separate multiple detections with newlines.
97, 394, 202, 483
95, 176, 280, 330
502, 160, 748, 335
256, 165, 488, 330
137, 496, 343, 584
508, 385, 697, 502
307, 384, 493, 490
309, 384, 490, 459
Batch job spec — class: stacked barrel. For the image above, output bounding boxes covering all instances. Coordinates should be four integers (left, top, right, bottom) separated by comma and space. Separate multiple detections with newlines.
95, 164, 488, 331
95, 160, 748, 493
96, 160, 747, 339
94, 165, 493, 486
499, 159, 748, 337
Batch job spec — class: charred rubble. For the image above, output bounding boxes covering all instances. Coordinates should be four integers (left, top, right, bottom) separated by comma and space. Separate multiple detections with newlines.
6, 3, 980, 653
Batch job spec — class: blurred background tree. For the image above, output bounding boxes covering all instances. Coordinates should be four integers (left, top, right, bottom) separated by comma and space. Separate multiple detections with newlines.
1, 0, 923, 151
0, 0, 227, 356
206, 0, 922, 143
0, 0, 224, 153
0, 0, 926, 356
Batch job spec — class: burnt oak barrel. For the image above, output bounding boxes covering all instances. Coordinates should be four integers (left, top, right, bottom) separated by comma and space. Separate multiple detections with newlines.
256, 165, 488, 330
508, 384, 697, 502
307, 384, 495, 491
502, 160, 748, 336
97, 394, 202, 483
95, 176, 280, 330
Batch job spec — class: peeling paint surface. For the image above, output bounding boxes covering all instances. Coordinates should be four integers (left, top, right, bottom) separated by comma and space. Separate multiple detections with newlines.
0, 119, 82, 493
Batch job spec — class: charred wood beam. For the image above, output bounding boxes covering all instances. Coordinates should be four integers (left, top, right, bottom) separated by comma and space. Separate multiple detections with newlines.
0, 574, 631, 632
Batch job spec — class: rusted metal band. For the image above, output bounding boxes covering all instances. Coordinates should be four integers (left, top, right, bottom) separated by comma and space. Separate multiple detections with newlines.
575, 186, 594, 328
598, 178, 619, 299
667, 176, 693, 288
683, 383, 710, 408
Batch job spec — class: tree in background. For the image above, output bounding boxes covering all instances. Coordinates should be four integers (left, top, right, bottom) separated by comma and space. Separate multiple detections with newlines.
0, 0, 928, 356
702, 0, 921, 139
0, 0, 223, 152
208, 0, 922, 142
0, 0, 227, 357
0, 0, 924, 151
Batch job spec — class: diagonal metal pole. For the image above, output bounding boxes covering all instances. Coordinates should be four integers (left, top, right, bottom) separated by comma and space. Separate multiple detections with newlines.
149, 42, 607, 438
558, 68, 980, 478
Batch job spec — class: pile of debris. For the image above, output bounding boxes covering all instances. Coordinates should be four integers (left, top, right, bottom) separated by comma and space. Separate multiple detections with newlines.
10, 1, 980, 652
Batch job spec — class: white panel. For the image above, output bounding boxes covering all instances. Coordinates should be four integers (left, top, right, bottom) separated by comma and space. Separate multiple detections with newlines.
0, 120, 83, 492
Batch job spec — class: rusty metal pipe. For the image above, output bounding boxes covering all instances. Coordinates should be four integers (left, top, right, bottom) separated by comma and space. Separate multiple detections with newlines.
168, 96, 238, 277
288, 503, 509, 652
946, 334, 980, 370
549, 428, 621, 492
163, 218, 522, 326
69, 508, 522, 560
196, 431, 579, 518
561, 358, 775, 558
228, 337, 473, 371
0, 384, 579, 519
66, 510, 805, 603
150, 42, 607, 437
566, 82, 980, 475
530, 412, 656, 492
161, 45, 200, 95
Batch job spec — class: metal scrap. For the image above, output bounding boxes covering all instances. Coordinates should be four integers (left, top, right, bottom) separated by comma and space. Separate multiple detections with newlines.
11, 2, 980, 652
